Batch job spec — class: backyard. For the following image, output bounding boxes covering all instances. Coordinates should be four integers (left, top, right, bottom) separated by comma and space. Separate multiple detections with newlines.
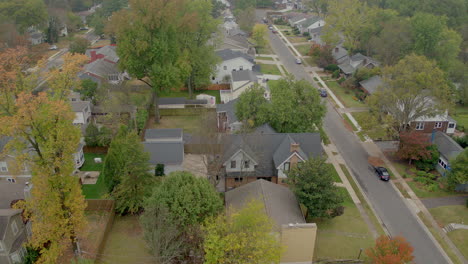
429, 205, 468, 259
81, 153, 108, 199
96, 215, 153, 264
451, 105, 468, 132
326, 80, 366, 108
312, 188, 375, 261
258, 63, 282, 75
159, 89, 221, 104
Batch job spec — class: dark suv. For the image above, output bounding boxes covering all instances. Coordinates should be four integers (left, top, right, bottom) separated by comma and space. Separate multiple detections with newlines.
374, 167, 390, 181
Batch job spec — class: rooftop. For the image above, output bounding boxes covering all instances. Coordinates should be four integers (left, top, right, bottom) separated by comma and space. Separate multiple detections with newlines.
216, 49, 254, 63
433, 131, 464, 161
231, 70, 258, 82
144, 128, 183, 141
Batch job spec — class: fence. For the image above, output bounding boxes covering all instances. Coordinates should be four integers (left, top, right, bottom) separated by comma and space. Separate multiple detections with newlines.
84, 199, 115, 261
160, 108, 215, 116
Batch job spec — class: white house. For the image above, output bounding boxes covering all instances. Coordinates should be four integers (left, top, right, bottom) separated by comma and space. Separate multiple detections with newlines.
73, 143, 85, 169
213, 49, 255, 84
220, 70, 270, 103
296, 17, 325, 35
71, 101, 91, 127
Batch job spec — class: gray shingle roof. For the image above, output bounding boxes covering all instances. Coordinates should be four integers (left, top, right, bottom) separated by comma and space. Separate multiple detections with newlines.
273, 135, 307, 167
216, 99, 239, 124
222, 133, 322, 177
70, 101, 91, 112
0, 137, 13, 153
0, 179, 28, 210
97, 45, 119, 63
339, 53, 380, 75
332, 46, 349, 64
158, 97, 207, 105
225, 179, 305, 229
433, 131, 464, 161
143, 142, 184, 165
359, 75, 383, 95
231, 70, 258, 82
0, 209, 22, 239
298, 16, 322, 28
145, 128, 182, 141
216, 49, 254, 63
83, 58, 120, 79
253, 123, 276, 134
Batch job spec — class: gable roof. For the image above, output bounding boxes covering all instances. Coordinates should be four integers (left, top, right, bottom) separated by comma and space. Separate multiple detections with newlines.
0, 179, 28, 210
0, 137, 13, 153
231, 70, 258, 82
298, 16, 322, 28
96, 45, 119, 63
332, 45, 349, 64
0, 209, 22, 239
143, 142, 184, 165
225, 179, 305, 229
144, 128, 183, 141
433, 131, 464, 161
216, 49, 254, 63
216, 99, 239, 124
253, 123, 276, 134
339, 53, 380, 75
83, 58, 120, 79
70, 101, 91, 112
359, 75, 383, 95
273, 135, 307, 167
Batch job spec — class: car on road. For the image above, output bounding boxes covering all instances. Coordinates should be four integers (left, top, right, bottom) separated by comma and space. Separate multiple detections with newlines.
268, 26, 273, 30
272, 30, 278, 34
319, 89, 327, 97
295, 58, 302, 64
49, 45, 58, 50
374, 166, 390, 181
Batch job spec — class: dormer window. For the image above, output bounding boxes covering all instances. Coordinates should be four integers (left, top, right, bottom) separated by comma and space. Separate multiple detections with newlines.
283, 162, 290, 171
0, 161, 8, 172
244, 160, 250, 168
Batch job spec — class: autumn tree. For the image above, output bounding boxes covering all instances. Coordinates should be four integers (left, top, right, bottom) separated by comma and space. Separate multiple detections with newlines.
46, 53, 88, 100
366, 235, 415, 264
397, 131, 431, 164
0, 0, 48, 33
252, 24, 268, 48
235, 84, 270, 127
144, 171, 223, 227
203, 200, 282, 264
69, 37, 90, 54
287, 156, 344, 218
368, 54, 452, 131
447, 148, 468, 190
1, 93, 86, 263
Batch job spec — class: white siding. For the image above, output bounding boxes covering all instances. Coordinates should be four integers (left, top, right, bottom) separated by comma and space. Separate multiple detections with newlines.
213, 57, 254, 84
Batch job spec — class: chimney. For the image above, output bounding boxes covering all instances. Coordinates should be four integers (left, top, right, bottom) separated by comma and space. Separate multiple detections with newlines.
363, 58, 368, 65
290, 143, 300, 168
90, 51, 97, 61
290, 143, 300, 153
334, 47, 339, 53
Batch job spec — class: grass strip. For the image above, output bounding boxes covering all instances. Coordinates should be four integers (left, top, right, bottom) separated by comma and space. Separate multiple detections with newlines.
343, 114, 358, 131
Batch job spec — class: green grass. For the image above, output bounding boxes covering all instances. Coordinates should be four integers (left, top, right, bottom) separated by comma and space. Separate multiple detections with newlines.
352, 112, 390, 140
295, 44, 311, 56
258, 63, 282, 75
429, 205, 468, 226
81, 153, 108, 199
304, 57, 316, 67
286, 36, 308, 43
152, 115, 203, 134
326, 81, 366, 108
451, 105, 468, 132
407, 181, 459, 199
275, 25, 292, 30
343, 114, 358, 131
448, 230, 468, 260
97, 215, 153, 264
325, 163, 342, 183
312, 188, 375, 261
159, 89, 221, 104
280, 65, 288, 74
255, 56, 275, 61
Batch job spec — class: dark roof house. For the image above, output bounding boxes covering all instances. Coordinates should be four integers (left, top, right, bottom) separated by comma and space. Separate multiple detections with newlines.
359, 75, 383, 95
338, 53, 379, 75
0, 208, 29, 264
231, 70, 258, 82
432, 131, 464, 162
216, 49, 254, 64
142, 129, 184, 174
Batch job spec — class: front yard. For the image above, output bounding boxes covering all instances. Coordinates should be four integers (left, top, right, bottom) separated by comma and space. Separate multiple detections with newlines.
295, 44, 311, 56
286, 36, 308, 43
81, 153, 108, 199
326, 81, 366, 108
97, 215, 153, 264
258, 63, 282, 75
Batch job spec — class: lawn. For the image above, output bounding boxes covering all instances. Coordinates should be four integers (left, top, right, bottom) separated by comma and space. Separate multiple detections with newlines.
97, 215, 153, 264
312, 188, 375, 261
275, 25, 292, 30
325, 163, 342, 183
352, 112, 392, 140
151, 114, 204, 134
257, 44, 274, 55
258, 63, 282, 75
296, 44, 311, 56
81, 153, 108, 199
429, 205, 468, 260
159, 89, 221, 104
326, 81, 366, 108
304, 57, 317, 67
286, 36, 308, 43
255, 56, 275, 61
451, 105, 468, 132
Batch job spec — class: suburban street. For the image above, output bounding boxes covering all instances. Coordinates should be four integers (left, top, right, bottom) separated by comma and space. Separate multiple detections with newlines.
258, 10, 450, 264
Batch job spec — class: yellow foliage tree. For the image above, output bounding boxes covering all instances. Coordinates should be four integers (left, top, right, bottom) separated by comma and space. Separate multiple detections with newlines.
252, 23, 268, 48
47, 53, 88, 100
203, 200, 282, 264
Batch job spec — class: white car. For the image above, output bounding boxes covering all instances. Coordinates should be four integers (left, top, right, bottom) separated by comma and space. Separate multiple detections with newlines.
295, 58, 302, 64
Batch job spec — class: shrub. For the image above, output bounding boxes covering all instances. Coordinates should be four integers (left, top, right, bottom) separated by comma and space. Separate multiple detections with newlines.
427, 184, 438, 192
330, 205, 345, 217
414, 145, 439, 172
155, 164, 165, 176
324, 64, 339, 72
332, 70, 340, 79
337, 77, 346, 84
303, 32, 310, 37
136, 108, 149, 133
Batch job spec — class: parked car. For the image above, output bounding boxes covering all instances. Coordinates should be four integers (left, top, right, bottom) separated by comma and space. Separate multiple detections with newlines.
374, 166, 390, 181
268, 26, 273, 30
295, 58, 302, 64
320, 89, 327, 97
272, 30, 278, 34
49, 45, 58, 50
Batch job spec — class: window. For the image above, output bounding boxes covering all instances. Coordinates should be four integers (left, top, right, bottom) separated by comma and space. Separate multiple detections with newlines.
71, 98, 77, 101
234, 177, 243, 182
448, 123, 455, 128
0, 161, 7, 172
223, 66, 227, 70
212, 76, 215, 80
7, 178, 15, 183
415, 122, 424, 130
11, 220, 18, 236
230, 160, 236, 168
244, 160, 250, 169
239, 66, 243, 70
434, 122, 442, 128
283, 162, 290, 171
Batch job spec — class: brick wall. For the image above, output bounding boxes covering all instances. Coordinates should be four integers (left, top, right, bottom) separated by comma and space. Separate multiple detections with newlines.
409, 121, 448, 133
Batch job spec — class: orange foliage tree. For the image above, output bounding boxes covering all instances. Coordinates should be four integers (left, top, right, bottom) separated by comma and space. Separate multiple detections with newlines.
397, 131, 431, 164
366, 235, 414, 264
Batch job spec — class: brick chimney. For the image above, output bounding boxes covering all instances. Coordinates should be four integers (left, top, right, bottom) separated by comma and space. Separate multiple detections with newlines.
290, 143, 300, 168
290, 143, 300, 153
334, 47, 339, 53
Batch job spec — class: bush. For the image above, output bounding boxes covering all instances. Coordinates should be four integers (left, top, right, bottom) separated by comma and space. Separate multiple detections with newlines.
302, 32, 310, 37
337, 77, 346, 84
136, 108, 149, 133
330, 205, 345, 217
414, 145, 439, 172
69, 37, 90, 54
155, 164, 165, 176
332, 70, 340, 79
324, 64, 339, 72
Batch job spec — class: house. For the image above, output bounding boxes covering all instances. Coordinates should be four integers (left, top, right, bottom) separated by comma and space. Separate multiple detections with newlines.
432, 131, 464, 176
338, 53, 379, 76
81, 45, 128, 84
221, 131, 322, 189
225, 179, 317, 263
287, 13, 310, 26
213, 49, 255, 84
71, 101, 92, 131
359, 75, 383, 95
331, 45, 349, 64
28, 32, 43, 45
220, 69, 269, 103
296, 16, 325, 35
0, 209, 30, 264
216, 99, 243, 132
142, 129, 184, 175
73, 143, 85, 169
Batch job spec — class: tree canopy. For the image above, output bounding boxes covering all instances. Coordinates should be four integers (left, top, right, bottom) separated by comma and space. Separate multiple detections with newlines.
366, 235, 415, 264
447, 148, 468, 190
235, 84, 270, 127
0, 0, 48, 33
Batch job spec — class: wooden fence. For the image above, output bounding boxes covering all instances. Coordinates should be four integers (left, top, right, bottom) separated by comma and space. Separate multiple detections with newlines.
84, 199, 115, 261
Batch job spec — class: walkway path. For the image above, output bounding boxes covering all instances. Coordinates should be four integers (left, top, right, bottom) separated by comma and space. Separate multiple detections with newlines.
422, 195, 468, 209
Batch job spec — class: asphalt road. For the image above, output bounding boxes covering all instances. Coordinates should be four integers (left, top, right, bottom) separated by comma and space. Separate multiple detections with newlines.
262, 18, 449, 264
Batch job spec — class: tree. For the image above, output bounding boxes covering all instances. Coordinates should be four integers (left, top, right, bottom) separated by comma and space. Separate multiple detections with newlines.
84, 123, 100, 147
414, 144, 439, 171
368, 54, 452, 131
269, 76, 326, 133
396, 131, 431, 164
155, 164, 165, 176
235, 7, 256, 33
110, 0, 197, 122
144, 171, 223, 227
46, 16, 60, 44
447, 148, 468, 190
0, 0, 48, 33
211, 0, 226, 18
1, 93, 86, 263
235, 84, 270, 127
366, 235, 415, 264
287, 157, 344, 218
69, 37, 90, 54
203, 200, 282, 264
309, 44, 336, 68
47, 53, 88, 100
304, 0, 328, 15
78, 79, 98, 103
252, 24, 268, 48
